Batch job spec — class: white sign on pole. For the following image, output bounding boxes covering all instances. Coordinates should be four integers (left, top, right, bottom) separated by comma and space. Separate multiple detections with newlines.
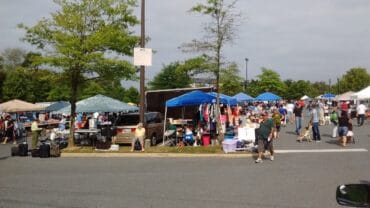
134, 48, 152, 66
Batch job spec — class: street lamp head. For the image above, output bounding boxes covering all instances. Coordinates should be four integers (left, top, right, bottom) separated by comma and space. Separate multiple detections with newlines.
245, 58, 248, 62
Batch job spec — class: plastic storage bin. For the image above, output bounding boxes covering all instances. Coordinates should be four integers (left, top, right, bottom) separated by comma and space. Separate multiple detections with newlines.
222, 139, 237, 153
202, 134, 210, 146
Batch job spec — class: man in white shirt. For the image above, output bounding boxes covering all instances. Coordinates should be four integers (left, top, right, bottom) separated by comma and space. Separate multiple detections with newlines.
356, 102, 367, 126
286, 101, 295, 124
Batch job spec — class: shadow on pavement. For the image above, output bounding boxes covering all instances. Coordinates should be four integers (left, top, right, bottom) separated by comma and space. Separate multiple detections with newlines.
0, 156, 10, 160
322, 133, 332, 138
360, 180, 370, 185
325, 139, 342, 147
285, 131, 298, 135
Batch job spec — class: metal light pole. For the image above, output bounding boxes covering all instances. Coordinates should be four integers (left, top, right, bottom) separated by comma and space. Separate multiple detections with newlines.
245, 58, 248, 91
139, 0, 145, 124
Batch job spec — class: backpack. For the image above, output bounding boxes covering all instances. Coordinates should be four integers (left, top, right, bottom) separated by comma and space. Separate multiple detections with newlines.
330, 111, 338, 122
134, 139, 142, 151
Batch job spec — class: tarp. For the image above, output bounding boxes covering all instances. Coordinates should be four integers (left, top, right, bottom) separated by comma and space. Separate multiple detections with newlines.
255, 92, 281, 101
321, 93, 336, 99
165, 90, 216, 107
335, 91, 354, 101
53, 94, 138, 114
233, 92, 255, 102
0, 99, 45, 113
352, 86, 370, 100
207, 92, 238, 106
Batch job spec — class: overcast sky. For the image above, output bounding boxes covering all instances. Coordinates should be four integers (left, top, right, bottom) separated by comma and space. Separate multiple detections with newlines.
1, 0, 369, 88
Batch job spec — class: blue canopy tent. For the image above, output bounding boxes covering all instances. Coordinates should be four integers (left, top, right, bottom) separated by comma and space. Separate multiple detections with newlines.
232, 92, 255, 103
163, 90, 217, 143
321, 93, 336, 99
255, 92, 282, 101
207, 92, 238, 106
165, 90, 216, 107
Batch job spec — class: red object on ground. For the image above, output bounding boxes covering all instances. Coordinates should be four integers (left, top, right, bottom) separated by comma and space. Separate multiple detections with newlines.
202, 134, 210, 146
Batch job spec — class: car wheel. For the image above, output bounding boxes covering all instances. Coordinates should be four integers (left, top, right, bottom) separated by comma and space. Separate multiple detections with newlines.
150, 134, 157, 146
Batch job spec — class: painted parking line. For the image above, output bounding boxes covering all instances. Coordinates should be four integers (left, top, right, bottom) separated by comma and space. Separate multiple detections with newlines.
275, 148, 368, 153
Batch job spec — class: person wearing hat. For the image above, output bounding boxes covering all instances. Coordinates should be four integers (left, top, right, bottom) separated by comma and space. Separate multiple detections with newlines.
255, 112, 274, 163
131, 122, 145, 152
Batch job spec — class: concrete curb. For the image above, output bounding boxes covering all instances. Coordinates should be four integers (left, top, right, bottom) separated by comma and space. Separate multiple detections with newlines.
61, 152, 255, 158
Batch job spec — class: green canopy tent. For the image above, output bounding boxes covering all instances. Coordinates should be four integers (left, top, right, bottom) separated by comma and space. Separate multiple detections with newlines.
52, 94, 138, 114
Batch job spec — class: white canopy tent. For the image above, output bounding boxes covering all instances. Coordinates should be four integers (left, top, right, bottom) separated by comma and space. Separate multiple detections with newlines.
352, 86, 370, 100
335, 91, 355, 101
300, 95, 311, 100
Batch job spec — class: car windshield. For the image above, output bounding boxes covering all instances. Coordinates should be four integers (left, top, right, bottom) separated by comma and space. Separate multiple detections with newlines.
115, 114, 140, 126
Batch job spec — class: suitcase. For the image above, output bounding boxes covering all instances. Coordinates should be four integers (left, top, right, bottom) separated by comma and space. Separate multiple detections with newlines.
39, 143, 50, 158
18, 143, 28, 157
11, 146, 19, 156
31, 148, 40, 157
50, 144, 60, 157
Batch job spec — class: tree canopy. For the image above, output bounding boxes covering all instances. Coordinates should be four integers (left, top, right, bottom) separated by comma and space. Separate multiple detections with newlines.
19, 0, 140, 147
148, 62, 192, 90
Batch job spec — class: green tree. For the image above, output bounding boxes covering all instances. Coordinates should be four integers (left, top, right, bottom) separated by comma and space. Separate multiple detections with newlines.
284, 80, 314, 100
1, 48, 26, 69
80, 81, 106, 100
337, 67, 370, 93
19, 0, 140, 147
2, 68, 54, 102
182, 0, 241, 142
0, 56, 4, 69
123, 87, 139, 104
148, 62, 191, 90
311, 81, 329, 97
100, 80, 126, 101
21, 52, 42, 70
220, 63, 243, 95
252, 68, 287, 96
0, 69, 6, 102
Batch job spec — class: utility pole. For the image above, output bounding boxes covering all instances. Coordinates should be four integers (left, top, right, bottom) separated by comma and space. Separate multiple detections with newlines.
139, 0, 145, 124
245, 58, 248, 91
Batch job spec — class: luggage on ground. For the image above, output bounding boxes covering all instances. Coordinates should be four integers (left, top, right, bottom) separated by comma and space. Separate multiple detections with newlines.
50, 144, 61, 157
31, 148, 40, 157
39, 143, 50, 158
11, 145, 19, 156
18, 143, 28, 157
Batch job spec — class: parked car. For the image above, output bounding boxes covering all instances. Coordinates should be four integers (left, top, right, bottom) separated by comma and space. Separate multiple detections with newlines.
113, 112, 164, 146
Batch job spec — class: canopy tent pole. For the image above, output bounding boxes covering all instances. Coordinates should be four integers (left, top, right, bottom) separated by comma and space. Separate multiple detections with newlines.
182, 107, 184, 119
162, 106, 167, 145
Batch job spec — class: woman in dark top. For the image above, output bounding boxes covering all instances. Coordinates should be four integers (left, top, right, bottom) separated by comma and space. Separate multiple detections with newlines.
338, 111, 350, 147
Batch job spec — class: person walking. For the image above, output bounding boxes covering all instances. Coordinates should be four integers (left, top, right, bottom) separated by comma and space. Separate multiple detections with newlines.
31, 119, 43, 149
356, 102, 367, 126
338, 111, 350, 147
286, 101, 295, 124
278, 104, 287, 127
272, 109, 282, 139
293, 102, 303, 135
311, 104, 321, 142
2, 116, 14, 144
330, 108, 339, 138
255, 112, 274, 163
